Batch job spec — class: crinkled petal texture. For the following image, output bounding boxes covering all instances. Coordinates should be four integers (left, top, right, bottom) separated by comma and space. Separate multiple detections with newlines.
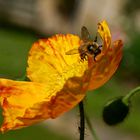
0, 79, 50, 132
98, 20, 111, 51
27, 34, 88, 85
0, 20, 123, 132
0, 35, 90, 132
0, 74, 90, 132
88, 20, 123, 90
88, 39, 123, 90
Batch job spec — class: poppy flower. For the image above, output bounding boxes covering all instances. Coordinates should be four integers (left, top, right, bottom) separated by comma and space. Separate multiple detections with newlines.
0, 20, 123, 132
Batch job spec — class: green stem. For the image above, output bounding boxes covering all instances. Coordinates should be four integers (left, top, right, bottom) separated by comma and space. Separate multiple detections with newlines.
79, 101, 85, 140
85, 113, 100, 140
123, 86, 140, 105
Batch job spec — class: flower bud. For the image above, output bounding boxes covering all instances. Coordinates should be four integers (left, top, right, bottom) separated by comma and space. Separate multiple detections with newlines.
103, 97, 130, 125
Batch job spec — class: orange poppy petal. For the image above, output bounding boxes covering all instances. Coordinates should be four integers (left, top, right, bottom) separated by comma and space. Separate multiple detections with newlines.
0, 79, 51, 132
88, 40, 123, 90
0, 34, 91, 132
0, 67, 91, 132
98, 20, 111, 51
27, 34, 88, 85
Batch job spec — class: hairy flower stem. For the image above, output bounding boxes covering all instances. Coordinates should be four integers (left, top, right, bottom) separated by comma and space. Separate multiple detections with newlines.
79, 101, 85, 140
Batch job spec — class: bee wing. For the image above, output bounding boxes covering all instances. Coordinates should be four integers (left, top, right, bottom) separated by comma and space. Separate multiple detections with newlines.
81, 26, 90, 42
65, 48, 79, 55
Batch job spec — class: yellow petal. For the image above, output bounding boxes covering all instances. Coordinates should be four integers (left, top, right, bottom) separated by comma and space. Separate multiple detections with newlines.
98, 20, 111, 51
0, 34, 91, 132
0, 79, 51, 132
27, 34, 88, 91
0, 74, 91, 132
88, 40, 123, 90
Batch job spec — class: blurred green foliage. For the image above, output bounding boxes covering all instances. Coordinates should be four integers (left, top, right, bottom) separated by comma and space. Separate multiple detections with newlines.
0, 122, 71, 140
121, 33, 140, 80
0, 25, 37, 79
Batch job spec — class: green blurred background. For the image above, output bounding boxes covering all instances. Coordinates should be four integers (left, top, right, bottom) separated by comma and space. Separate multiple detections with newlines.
0, 0, 140, 140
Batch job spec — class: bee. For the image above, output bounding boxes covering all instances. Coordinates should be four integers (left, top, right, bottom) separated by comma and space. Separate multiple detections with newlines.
66, 26, 102, 61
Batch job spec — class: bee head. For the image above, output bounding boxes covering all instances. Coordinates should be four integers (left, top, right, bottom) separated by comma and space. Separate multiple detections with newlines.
87, 42, 99, 54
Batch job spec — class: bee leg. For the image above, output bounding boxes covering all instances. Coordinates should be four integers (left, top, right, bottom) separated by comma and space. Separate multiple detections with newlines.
84, 56, 88, 61
94, 35, 97, 42
94, 55, 97, 62
80, 53, 87, 62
